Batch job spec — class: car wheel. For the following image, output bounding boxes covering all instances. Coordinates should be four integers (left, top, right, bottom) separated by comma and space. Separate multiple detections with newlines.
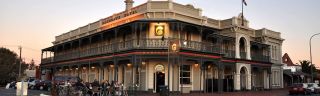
304, 91, 307, 95
40, 86, 44, 90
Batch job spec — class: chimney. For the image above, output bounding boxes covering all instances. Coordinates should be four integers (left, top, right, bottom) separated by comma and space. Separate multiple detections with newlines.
125, 0, 134, 10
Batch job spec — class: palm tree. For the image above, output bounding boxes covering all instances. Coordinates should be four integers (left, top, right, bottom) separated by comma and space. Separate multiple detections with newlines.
299, 60, 316, 77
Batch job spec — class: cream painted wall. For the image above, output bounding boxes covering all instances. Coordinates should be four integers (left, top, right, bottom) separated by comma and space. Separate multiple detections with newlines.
235, 63, 251, 90
192, 64, 201, 91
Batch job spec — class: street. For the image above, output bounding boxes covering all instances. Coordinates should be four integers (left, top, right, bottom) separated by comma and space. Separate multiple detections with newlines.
0, 87, 50, 96
1, 88, 319, 96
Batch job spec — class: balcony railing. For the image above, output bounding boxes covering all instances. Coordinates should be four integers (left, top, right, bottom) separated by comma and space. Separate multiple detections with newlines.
223, 50, 235, 58
42, 39, 271, 64
251, 54, 270, 62
42, 38, 221, 63
240, 51, 247, 59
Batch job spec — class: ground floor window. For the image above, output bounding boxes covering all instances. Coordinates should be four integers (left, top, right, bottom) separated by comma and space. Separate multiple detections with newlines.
272, 70, 280, 86
180, 65, 191, 84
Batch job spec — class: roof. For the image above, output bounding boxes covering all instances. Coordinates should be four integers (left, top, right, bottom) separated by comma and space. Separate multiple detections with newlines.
283, 69, 310, 77
283, 53, 299, 66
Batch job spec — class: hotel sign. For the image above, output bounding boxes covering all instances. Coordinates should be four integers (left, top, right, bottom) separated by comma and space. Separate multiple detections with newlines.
155, 25, 165, 36
169, 39, 180, 53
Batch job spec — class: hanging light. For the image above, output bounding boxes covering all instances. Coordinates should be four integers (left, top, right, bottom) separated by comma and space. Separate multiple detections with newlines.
194, 63, 199, 67
127, 63, 132, 67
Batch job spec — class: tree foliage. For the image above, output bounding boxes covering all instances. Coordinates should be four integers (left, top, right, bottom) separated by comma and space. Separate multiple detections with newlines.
300, 60, 316, 75
0, 47, 28, 85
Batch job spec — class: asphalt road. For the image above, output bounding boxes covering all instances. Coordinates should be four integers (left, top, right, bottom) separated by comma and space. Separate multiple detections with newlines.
0, 87, 50, 96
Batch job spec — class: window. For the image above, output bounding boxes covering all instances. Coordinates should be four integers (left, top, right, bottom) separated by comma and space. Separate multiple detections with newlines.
180, 65, 191, 84
272, 70, 280, 86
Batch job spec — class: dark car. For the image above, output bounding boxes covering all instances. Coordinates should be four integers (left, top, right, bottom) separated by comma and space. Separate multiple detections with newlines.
53, 76, 78, 85
34, 80, 52, 91
9, 81, 17, 89
29, 80, 41, 89
289, 83, 312, 95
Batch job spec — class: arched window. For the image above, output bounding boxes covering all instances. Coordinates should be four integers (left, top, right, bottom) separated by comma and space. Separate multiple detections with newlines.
239, 37, 247, 59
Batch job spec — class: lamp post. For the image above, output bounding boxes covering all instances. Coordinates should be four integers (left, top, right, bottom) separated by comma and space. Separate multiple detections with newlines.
310, 33, 320, 82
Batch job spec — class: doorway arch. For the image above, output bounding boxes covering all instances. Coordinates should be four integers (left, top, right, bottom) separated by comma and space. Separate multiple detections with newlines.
240, 66, 248, 90
154, 64, 165, 93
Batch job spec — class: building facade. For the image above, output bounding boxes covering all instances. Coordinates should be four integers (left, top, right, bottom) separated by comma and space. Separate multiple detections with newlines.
40, 0, 284, 93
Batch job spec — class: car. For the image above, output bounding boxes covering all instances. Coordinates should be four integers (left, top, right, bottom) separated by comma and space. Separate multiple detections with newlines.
305, 83, 320, 94
34, 80, 52, 91
28, 80, 41, 89
9, 81, 17, 89
53, 76, 78, 85
289, 83, 312, 95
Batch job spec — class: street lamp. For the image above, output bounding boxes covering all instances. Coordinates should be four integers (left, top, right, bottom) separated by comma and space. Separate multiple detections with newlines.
310, 33, 320, 82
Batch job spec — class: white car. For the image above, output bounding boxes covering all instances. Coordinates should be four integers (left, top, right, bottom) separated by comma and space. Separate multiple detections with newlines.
306, 83, 320, 94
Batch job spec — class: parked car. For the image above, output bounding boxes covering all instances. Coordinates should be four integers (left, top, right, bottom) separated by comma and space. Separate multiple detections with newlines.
28, 80, 40, 89
305, 83, 320, 94
34, 80, 52, 91
9, 81, 16, 89
289, 83, 312, 95
53, 76, 78, 85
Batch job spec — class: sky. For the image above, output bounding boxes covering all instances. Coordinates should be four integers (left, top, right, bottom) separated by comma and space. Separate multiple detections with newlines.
0, 0, 319, 66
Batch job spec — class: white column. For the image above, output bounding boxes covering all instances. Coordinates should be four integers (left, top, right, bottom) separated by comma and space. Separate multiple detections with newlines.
247, 74, 252, 90
235, 38, 240, 59
169, 64, 173, 91
234, 73, 240, 90
246, 40, 251, 60
234, 65, 240, 90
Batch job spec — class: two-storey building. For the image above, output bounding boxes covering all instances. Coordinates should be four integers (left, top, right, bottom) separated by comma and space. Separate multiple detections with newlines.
40, 0, 284, 93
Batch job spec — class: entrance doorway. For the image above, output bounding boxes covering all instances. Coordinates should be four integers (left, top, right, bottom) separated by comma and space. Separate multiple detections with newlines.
154, 72, 165, 93
240, 67, 247, 90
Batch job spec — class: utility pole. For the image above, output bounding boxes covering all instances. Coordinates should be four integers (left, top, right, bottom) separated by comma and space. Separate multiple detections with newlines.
310, 33, 320, 82
18, 46, 22, 79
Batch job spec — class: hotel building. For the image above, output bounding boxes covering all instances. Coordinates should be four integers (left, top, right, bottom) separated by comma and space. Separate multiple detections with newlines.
40, 0, 284, 93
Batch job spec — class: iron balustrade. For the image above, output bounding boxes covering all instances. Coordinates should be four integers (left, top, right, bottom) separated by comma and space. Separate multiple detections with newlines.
222, 50, 235, 58
240, 52, 247, 59
251, 54, 271, 62
41, 39, 225, 63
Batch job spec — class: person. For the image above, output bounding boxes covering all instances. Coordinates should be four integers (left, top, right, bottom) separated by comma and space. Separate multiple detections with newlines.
100, 80, 108, 96
91, 80, 100, 96
105, 80, 111, 96
75, 79, 87, 96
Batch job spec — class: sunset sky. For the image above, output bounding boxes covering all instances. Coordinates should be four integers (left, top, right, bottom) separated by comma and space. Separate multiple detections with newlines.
0, 0, 319, 67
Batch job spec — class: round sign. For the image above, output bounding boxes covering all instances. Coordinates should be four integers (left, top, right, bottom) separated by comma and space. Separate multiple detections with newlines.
155, 64, 164, 72
171, 43, 177, 51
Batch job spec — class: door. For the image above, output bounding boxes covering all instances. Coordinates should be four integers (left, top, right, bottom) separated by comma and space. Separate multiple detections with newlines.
154, 72, 165, 93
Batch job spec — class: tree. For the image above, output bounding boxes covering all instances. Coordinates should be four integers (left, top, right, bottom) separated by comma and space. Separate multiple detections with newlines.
300, 60, 316, 75
29, 59, 36, 70
0, 47, 28, 85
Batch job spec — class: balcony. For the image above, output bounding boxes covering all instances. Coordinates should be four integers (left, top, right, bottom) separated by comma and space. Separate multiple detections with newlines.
42, 38, 221, 64
222, 50, 235, 58
240, 51, 246, 59
251, 54, 270, 62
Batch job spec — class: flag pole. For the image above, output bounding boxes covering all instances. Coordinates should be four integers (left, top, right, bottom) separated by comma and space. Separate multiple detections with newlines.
241, 0, 244, 26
